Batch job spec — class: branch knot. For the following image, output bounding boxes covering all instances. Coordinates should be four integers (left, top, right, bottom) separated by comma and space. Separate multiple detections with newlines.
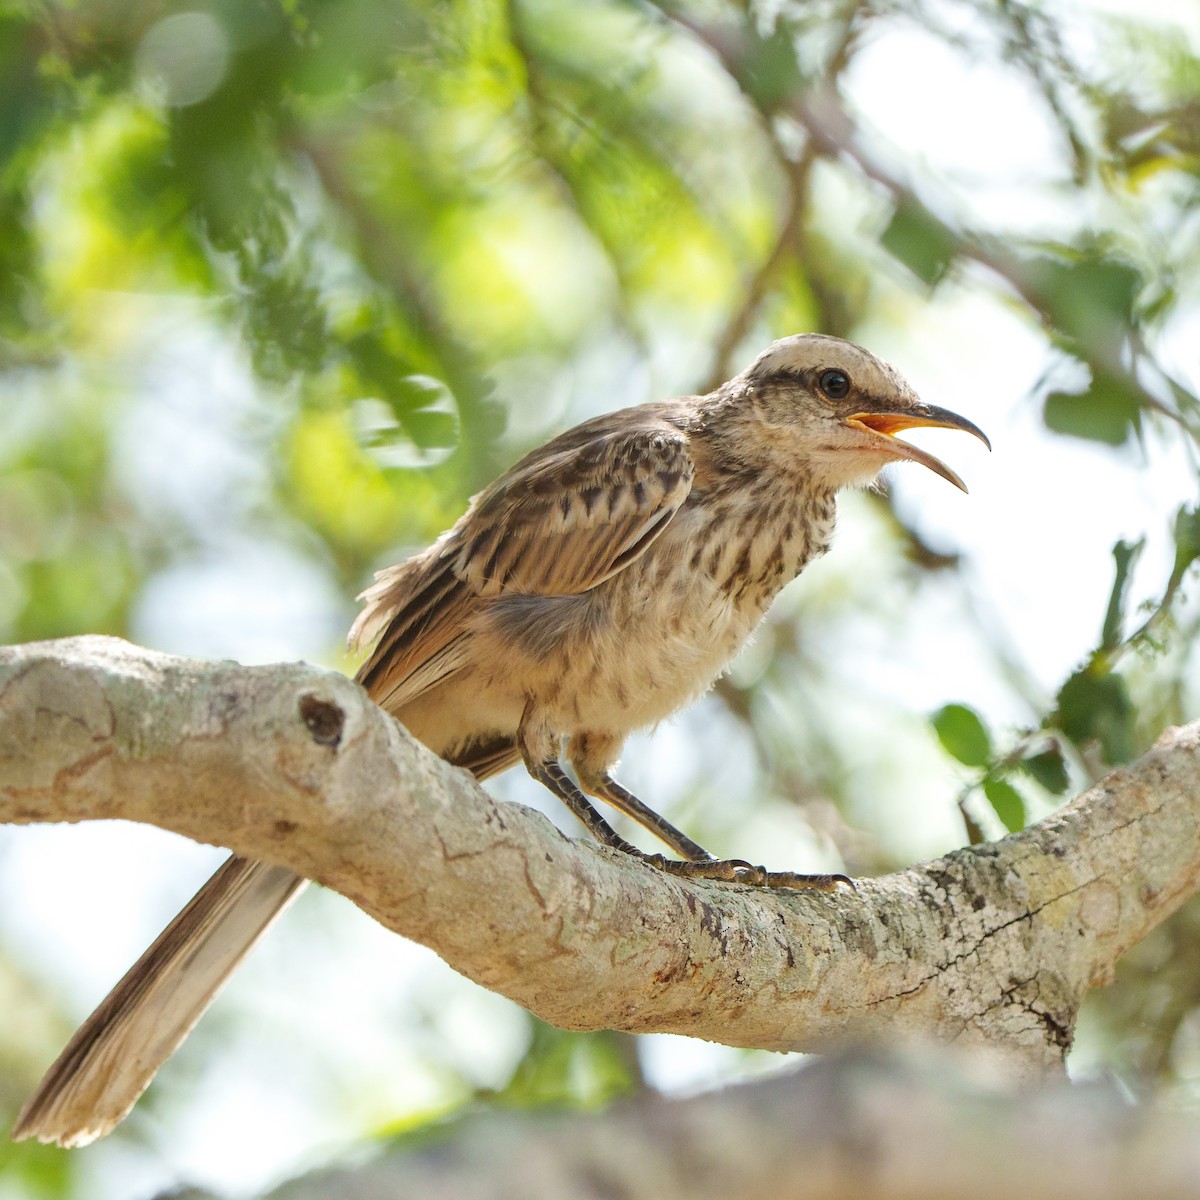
298, 693, 345, 748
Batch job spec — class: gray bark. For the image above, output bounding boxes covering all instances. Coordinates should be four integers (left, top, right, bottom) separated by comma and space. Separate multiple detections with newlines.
2, 635, 1198, 1073
166, 1047, 1200, 1200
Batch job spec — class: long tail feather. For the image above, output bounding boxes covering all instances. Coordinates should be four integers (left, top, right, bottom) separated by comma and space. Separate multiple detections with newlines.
13, 737, 515, 1146
12, 856, 304, 1147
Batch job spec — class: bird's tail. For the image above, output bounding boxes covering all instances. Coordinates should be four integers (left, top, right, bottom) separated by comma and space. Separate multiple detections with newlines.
12, 731, 521, 1148
12, 855, 304, 1147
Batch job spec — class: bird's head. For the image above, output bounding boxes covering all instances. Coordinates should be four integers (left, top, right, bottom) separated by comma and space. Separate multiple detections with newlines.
724, 334, 990, 491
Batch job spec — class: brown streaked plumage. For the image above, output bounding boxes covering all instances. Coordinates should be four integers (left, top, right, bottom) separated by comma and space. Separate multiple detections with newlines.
14, 334, 989, 1146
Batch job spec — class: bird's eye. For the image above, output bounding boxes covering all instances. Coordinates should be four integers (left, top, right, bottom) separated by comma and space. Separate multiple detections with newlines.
818, 369, 851, 401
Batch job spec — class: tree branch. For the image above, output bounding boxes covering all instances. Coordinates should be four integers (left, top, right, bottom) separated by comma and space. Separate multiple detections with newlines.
249, 1046, 1200, 1200
2, 636, 1198, 1072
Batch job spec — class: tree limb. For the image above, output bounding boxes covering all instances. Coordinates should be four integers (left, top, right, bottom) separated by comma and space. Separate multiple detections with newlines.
2, 636, 1197, 1073
254, 1046, 1200, 1200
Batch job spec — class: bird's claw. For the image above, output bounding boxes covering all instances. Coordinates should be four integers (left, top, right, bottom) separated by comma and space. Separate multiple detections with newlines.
639, 854, 854, 892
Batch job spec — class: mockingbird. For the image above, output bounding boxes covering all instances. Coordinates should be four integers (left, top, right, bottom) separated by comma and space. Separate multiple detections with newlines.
14, 332, 988, 1146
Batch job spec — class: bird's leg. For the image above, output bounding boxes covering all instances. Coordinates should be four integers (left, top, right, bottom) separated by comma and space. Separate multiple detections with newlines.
528, 758, 650, 859
565, 732, 854, 892
582, 772, 714, 862
587, 773, 850, 890
569, 732, 714, 860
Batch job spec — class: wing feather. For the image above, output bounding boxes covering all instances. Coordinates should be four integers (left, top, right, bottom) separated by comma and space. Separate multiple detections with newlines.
452, 423, 694, 596
352, 411, 695, 713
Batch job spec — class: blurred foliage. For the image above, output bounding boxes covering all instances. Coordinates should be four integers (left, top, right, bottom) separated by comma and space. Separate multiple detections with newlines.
1, 0, 1200, 1195
492, 1024, 640, 1111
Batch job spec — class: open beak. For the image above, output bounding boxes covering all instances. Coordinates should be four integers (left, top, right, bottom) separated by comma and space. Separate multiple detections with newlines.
844, 404, 991, 492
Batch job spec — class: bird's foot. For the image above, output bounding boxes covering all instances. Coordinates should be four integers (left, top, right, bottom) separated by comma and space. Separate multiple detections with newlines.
639, 853, 854, 892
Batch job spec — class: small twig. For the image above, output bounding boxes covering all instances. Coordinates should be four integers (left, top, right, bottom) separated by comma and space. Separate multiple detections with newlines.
695, 2, 866, 387
705, 146, 817, 389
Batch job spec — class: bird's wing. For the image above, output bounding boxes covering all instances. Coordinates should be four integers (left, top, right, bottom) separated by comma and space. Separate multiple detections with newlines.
352, 417, 694, 712
450, 423, 695, 596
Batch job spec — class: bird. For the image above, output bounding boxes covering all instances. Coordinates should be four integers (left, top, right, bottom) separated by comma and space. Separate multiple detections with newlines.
13, 333, 988, 1146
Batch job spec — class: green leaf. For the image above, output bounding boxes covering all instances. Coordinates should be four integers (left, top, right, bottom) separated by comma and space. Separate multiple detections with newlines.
1024, 251, 1143, 349
402, 407, 459, 449
881, 196, 958, 286
1056, 668, 1137, 764
1043, 371, 1143, 446
983, 778, 1027, 833
1169, 503, 1200, 592
742, 23, 805, 111
1101, 537, 1145, 651
1020, 748, 1070, 795
499, 1020, 635, 1108
932, 703, 992, 767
